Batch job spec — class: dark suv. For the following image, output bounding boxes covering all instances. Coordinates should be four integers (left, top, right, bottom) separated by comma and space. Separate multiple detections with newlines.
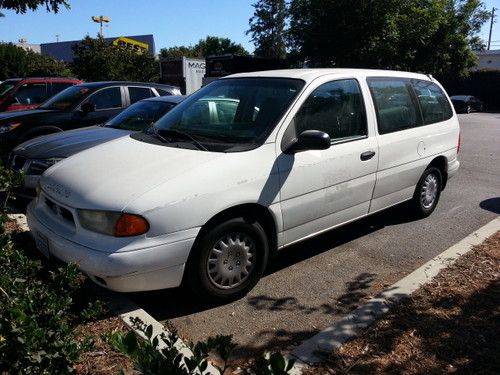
0, 81, 180, 154
0, 77, 83, 112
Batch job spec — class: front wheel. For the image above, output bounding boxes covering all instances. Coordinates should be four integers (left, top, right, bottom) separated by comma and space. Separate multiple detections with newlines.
411, 167, 442, 218
185, 217, 269, 302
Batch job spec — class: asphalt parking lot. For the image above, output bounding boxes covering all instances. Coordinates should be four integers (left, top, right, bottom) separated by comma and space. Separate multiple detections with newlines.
130, 112, 500, 357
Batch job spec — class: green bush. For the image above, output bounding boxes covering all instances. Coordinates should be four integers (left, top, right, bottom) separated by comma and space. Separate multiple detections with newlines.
109, 317, 296, 375
0, 166, 98, 374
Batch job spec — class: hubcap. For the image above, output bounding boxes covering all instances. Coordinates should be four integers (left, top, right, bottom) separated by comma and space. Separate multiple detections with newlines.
206, 232, 256, 289
420, 173, 438, 209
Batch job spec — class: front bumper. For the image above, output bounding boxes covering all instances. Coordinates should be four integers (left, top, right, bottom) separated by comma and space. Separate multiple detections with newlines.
26, 200, 199, 292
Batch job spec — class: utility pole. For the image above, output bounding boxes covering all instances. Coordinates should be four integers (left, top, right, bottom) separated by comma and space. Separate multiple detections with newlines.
487, 7, 496, 50
91, 16, 111, 38
55, 34, 60, 42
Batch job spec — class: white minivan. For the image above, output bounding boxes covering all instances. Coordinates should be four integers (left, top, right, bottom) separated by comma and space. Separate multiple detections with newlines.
27, 69, 460, 301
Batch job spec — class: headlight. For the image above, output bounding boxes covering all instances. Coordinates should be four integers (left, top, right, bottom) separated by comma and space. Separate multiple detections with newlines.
27, 157, 65, 175
77, 209, 149, 237
0, 122, 22, 134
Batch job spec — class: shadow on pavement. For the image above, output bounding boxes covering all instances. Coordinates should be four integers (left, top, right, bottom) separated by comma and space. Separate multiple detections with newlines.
130, 202, 418, 321
479, 197, 500, 214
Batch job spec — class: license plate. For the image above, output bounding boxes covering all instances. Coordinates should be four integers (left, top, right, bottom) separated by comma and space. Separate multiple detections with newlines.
34, 231, 50, 259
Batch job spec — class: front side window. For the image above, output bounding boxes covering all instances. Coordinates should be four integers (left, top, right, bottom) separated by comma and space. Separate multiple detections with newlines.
0, 81, 19, 100
294, 79, 367, 141
86, 87, 122, 110
368, 78, 418, 134
129, 87, 155, 104
13, 83, 47, 105
412, 80, 453, 124
105, 100, 176, 131
148, 78, 304, 152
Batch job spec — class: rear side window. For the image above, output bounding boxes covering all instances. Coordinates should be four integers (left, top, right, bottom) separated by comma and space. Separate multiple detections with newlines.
14, 83, 48, 105
295, 79, 367, 141
368, 78, 418, 134
412, 80, 452, 124
128, 87, 155, 104
156, 88, 172, 96
87, 87, 122, 110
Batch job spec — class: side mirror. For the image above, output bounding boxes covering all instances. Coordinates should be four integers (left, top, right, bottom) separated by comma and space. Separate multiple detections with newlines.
80, 102, 96, 114
284, 130, 331, 154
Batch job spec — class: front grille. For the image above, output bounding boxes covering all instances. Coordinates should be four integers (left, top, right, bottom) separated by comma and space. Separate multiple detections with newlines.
45, 197, 75, 225
10, 155, 26, 171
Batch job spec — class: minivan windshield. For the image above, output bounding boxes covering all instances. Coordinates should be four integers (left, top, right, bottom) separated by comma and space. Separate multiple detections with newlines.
39, 85, 92, 110
146, 78, 304, 152
105, 100, 177, 131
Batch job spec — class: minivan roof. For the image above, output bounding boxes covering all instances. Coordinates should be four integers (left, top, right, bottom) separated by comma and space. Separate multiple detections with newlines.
226, 68, 432, 83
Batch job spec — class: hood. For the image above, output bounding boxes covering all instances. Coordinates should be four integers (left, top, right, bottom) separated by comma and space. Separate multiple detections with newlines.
13, 126, 130, 159
0, 109, 58, 123
41, 135, 226, 210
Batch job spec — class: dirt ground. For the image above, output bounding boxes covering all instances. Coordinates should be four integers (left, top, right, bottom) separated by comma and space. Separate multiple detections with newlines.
74, 316, 137, 375
308, 231, 500, 374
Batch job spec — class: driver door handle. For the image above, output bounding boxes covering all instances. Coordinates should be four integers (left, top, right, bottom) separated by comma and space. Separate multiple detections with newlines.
360, 151, 376, 161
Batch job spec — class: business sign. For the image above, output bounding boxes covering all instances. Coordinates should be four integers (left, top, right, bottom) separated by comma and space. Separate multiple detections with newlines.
112, 37, 149, 52
183, 58, 206, 95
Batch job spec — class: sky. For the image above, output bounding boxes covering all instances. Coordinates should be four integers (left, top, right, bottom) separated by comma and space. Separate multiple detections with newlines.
0, 0, 499, 53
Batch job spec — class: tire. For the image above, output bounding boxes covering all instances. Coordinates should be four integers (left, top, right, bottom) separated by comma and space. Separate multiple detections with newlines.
411, 167, 442, 218
185, 217, 269, 302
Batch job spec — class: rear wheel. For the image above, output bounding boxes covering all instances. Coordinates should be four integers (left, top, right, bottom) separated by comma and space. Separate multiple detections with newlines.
411, 167, 442, 218
186, 217, 269, 302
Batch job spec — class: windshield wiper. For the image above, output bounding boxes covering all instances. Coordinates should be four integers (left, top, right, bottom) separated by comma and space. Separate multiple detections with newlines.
148, 126, 170, 144
157, 128, 208, 151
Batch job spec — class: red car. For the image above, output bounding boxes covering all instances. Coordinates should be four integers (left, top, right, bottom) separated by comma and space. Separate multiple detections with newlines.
0, 77, 83, 112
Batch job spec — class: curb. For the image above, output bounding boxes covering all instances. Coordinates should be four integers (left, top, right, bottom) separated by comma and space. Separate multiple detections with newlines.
289, 216, 500, 365
102, 290, 221, 374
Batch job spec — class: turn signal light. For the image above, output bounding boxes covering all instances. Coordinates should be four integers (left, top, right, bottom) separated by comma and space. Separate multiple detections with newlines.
114, 213, 149, 237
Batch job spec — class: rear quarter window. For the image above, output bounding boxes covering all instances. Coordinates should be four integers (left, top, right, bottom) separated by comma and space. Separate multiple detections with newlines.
412, 80, 453, 124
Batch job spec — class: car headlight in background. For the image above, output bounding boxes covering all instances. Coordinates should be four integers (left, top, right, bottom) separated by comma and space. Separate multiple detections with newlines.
0, 122, 22, 134
77, 209, 149, 237
27, 157, 65, 175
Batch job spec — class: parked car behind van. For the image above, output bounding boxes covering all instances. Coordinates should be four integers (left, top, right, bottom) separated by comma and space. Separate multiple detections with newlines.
27, 69, 460, 301
449, 95, 483, 113
0, 81, 181, 155
10, 95, 185, 198
0, 77, 83, 112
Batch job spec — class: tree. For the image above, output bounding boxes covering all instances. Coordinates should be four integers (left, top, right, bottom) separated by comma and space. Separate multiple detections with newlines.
247, 0, 287, 58
160, 45, 201, 59
72, 36, 159, 82
194, 36, 249, 56
159, 36, 249, 59
0, 0, 69, 14
288, 0, 490, 77
0, 43, 72, 80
